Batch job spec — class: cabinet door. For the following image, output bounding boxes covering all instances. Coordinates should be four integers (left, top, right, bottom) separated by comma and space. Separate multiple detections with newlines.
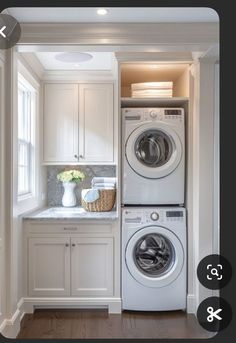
43, 83, 78, 163
28, 237, 70, 296
71, 237, 113, 297
79, 84, 114, 163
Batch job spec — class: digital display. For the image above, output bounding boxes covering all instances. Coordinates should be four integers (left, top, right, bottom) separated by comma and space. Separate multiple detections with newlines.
166, 211, 183, 218
165, 110, 182, 116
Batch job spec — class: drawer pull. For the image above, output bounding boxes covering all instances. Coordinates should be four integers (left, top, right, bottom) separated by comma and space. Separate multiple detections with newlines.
63, 227, 78, 231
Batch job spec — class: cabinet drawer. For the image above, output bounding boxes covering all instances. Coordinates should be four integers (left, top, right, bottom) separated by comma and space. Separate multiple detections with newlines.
26, 222, 113, 234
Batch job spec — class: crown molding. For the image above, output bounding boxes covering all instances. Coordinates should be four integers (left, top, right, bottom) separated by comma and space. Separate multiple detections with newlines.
18, 53, 44, 80
115, 51, 193, 63
0, 51, 6, 63
19, 23, 219, 46
42, 70, 116, 81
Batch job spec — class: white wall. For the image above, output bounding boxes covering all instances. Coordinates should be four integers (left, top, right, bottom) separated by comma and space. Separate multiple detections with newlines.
192, 59, 217, 308
0, 51, 7, 331
0, 49, 45, 338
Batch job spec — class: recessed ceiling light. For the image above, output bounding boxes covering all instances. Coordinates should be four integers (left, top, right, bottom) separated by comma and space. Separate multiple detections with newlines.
97, 8, 108, 16
55, 52, 93, 63
74, 64, 80, 67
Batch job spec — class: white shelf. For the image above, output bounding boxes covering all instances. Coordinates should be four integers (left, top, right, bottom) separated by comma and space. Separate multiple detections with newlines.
121, 97, 189, 108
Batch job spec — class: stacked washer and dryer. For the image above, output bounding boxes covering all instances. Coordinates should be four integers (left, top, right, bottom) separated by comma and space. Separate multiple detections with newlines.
121, 107, 187, 311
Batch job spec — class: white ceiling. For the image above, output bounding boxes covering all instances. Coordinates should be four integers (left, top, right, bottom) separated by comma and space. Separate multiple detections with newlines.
4, 7, 219, 23
35, 52, 114, 70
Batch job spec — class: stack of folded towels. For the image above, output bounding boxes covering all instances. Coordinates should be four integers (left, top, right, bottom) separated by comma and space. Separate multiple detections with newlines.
81, 177, 116, 204
91, 177, 116, 189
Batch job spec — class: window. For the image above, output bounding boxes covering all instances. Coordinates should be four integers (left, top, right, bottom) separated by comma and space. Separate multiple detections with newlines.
18, 73, 36, 199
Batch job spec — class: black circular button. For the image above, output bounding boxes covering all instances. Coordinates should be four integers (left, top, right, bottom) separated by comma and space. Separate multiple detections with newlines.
0, 14, 21, 50
197, 254, 232, 290
197, 297, 232, 332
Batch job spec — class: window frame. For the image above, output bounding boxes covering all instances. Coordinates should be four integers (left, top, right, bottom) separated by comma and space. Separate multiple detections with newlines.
17, 61, 40, 212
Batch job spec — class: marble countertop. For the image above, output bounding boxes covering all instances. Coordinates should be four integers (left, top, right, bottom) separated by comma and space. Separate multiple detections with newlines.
23, 207, 118, 221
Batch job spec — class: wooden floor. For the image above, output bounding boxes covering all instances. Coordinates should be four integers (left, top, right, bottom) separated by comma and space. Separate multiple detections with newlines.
17, 309, 211, 339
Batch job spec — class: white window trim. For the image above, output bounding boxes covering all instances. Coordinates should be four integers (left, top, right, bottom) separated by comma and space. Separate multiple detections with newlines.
16, 61, 40, 215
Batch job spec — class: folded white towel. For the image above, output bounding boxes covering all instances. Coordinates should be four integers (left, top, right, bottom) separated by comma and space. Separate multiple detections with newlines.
92, 177, 117, 185
81, 189, 99, 203
92, 183, 116, 188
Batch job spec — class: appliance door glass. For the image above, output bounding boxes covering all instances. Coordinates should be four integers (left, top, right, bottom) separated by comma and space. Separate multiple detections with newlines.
125, 226, 184, 288
126, 122, 182, 179
134, 233, 175, 277
135, 130, 172, 168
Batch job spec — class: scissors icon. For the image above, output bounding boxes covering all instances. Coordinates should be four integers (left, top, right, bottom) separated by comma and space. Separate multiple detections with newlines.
207, 264, 223, 280
207, 306, 222, 322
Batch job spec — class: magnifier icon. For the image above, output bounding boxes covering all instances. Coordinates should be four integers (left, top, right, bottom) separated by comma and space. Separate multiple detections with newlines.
211, 268, 219, 277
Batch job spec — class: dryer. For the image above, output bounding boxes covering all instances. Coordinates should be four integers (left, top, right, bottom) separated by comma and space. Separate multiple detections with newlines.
122, 108, 185, 205
122, 207, 186, 311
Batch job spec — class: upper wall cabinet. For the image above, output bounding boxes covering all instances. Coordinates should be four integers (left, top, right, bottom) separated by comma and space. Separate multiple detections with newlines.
43, 83, 79, 163
43, 83, 114, 164
79, 84, 114, 163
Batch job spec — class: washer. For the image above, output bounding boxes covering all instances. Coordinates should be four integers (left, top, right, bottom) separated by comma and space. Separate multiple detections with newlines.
122, 108, 185, 205
122, 207, 186, 311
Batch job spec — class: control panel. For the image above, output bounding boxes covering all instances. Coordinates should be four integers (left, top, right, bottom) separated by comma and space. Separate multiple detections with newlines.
123, 108, 184, 122
123, 208, 185, 225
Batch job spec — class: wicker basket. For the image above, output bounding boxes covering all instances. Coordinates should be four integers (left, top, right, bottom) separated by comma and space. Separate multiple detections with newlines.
81, 189, 116, 212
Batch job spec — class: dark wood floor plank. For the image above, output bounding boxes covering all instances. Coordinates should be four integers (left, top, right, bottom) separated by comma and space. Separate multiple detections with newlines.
17, 309, 211, 339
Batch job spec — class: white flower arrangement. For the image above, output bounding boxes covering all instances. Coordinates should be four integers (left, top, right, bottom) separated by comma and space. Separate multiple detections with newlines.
57, 169, 85, 184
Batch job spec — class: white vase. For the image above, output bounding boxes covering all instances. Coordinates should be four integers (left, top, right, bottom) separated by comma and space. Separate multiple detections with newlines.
62, 182, 77, 207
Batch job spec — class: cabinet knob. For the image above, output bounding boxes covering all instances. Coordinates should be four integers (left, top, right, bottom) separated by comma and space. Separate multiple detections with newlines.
74, 154, 78, 159
79, 155, 83, 159
72, 243, 76, 247
65, 243, 69, 247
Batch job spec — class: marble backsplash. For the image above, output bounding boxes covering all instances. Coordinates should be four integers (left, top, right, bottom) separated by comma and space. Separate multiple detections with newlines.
47, 165, 116, 206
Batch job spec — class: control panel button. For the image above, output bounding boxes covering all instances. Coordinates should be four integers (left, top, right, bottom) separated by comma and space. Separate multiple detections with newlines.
150, 212, 159, 221
150, 110, 158, 119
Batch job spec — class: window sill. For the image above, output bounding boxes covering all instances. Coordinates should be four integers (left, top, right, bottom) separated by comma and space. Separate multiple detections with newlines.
17, 195, 40, 216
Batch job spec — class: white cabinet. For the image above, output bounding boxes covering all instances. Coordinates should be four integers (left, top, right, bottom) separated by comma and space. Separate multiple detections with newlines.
79, 84, 114, 162
43, 83, 79, 163
71, 237, 113, 297
27, 232, 114, 298
43, 82, 114, 164
28, 237, 70, 296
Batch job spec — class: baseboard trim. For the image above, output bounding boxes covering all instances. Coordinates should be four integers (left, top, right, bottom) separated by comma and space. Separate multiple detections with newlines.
0, 298, 25, 338
23, 297, 122, 314
0, 320, 7, 334
187, 294, 196, 314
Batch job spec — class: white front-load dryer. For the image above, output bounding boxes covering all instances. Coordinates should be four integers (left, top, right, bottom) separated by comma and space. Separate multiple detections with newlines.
122, 108, 185, 205
122, 207, 186, 311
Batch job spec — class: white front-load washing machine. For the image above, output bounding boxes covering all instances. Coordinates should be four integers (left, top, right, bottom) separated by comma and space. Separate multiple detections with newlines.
122, 207, 186, 311
122, 108, 185, 205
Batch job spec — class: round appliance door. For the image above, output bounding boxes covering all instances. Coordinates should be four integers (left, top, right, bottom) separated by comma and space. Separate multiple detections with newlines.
125, 226, 184, 288
126, 122, 182, 179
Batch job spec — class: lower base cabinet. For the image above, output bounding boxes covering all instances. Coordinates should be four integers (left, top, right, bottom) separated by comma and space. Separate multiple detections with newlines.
29, 237, 70, 296
71, 237, 113, 297
28, 235, 114, 298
